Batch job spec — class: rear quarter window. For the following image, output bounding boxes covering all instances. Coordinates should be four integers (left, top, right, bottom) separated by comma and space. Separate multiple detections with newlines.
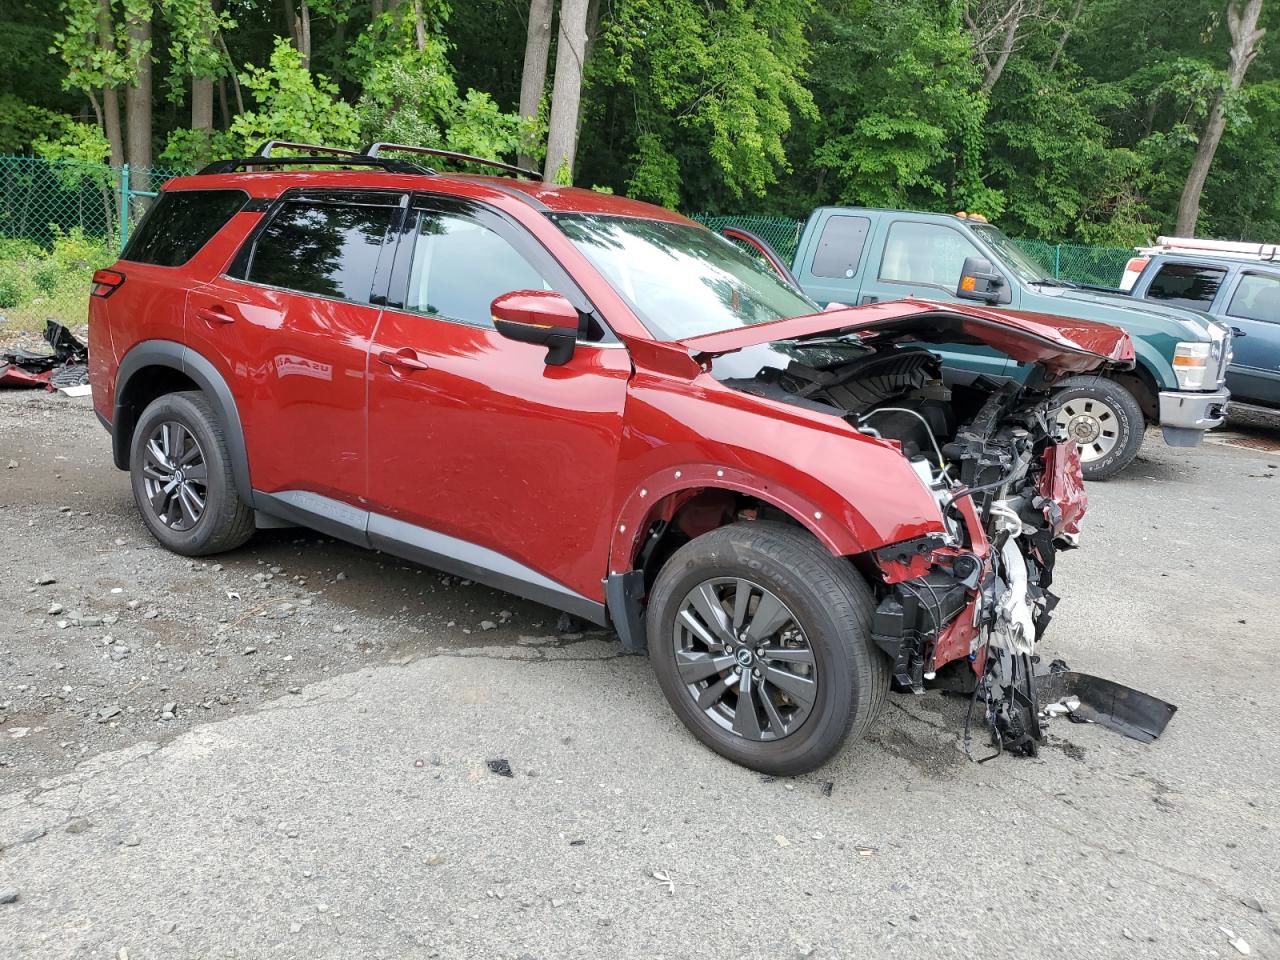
1145, 262, 1225, 310
810, 215, 870, 279
122, 190, 249, 267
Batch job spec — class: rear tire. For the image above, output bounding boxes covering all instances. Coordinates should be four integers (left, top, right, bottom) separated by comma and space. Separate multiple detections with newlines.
129, 391, 255, 556
647, 521, 888, 775
1052, 376, 1144, 480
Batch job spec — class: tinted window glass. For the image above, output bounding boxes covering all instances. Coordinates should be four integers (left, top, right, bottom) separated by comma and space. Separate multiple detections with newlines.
1227, 273, 1280, 324
405, 211, 550, 327
123, 190, 247, 266
811, 215, 870, 278
248, 200, 394, 302
555, 215, 817, 339
1146, 263, 1225, 310
880, 222, 981, 288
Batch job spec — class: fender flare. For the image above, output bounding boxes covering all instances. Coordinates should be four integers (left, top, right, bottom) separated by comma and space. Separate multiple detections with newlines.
606, 463, 868, 576
114, 340, 255, 506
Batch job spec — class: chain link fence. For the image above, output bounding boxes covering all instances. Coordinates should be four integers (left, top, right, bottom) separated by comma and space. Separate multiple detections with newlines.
0, 155, 187, 336
694, 213, 1133, 288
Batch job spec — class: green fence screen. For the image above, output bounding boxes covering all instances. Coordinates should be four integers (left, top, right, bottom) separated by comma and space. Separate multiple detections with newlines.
0, 156, 188, 334
693, 213, 1134, 288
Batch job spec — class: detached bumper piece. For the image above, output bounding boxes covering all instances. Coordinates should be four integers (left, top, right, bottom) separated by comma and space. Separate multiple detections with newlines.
1037, 667, 1177, 743
871, 571, 970, 692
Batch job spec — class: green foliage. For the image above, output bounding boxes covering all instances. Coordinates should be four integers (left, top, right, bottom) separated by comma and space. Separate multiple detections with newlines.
0, 227, 111, 317
159, 0, 236, 100
591, 0, 816, 205
0, 95, 65, 156
230, 37, 360, 153
804, 0, 988, 211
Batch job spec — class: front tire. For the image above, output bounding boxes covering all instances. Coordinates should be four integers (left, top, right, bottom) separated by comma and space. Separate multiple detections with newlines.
647, 521, 888, 775
1052, 376, 1145, 480
129, 391, 255, 556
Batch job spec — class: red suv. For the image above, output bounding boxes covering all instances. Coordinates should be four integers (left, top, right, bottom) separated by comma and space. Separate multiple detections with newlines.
89, 142, 1133, 774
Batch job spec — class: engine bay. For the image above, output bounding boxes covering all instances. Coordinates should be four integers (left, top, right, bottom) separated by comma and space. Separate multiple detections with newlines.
711, 333, 1174, 758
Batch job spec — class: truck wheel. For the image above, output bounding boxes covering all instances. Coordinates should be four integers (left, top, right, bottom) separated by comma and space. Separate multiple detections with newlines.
1052, 376, 1145, 480
129, 391, 255, 556
647, 521, 888, 775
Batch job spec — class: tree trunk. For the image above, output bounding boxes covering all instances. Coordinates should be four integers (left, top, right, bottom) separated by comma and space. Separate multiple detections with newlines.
1048, 0, 1085, 72
1175, 0, 1266, 235
125, 3, 153, 192
98, 0, 124, 167
412, 0, 427, 51
372, 0, 383, 18
217, 30, 245, 116
192, 78, 214, 132
518, 0, 554, 169
584, 0, 602, 62
218, 77, 230, 128
981, 16, 1019, 94
543, 0, 590, 183
284, 0, 311, 68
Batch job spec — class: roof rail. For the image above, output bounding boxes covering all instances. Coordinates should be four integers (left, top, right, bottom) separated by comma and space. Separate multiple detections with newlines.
198, 140, 433, 176
364, 142, 541, 180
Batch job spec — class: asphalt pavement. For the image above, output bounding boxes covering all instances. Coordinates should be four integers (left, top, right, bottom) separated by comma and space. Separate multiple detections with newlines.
1, 393, 1278, 959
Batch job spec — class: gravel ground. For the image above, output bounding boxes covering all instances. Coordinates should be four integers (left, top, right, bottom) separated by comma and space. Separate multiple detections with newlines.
1, 389, 1279, 959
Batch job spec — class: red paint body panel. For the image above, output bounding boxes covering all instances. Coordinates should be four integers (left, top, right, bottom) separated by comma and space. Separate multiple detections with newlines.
1040, 442, 1087, 538
366, 309, 631, 601
681, 298, 1136, 375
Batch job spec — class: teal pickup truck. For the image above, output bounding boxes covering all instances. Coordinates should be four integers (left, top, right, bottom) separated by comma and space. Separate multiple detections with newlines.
727, 208, 1232, 479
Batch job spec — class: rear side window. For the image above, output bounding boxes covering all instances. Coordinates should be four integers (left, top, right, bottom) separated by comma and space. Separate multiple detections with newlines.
1145, 263, 1225, 310
122, 190, 248, 266
810, 215, 870, 278
1226, 273, 1280, 323
245, 199, 396, 303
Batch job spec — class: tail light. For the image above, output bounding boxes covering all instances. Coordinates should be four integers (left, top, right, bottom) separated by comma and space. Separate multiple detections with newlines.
91, 269, 125, 298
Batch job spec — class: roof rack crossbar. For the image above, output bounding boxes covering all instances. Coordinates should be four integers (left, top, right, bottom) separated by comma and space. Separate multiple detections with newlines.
364, 142, 541, 180
254, 140, 367, 159
197, 155, 434, 176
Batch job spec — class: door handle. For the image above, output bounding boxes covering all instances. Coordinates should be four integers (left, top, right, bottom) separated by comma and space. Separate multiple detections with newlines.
196, 305, 235, 325
378, 348, 430, 373
859, 295, 879, 305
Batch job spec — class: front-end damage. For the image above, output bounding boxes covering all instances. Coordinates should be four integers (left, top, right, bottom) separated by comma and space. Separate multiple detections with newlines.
693, 301, 1176, 758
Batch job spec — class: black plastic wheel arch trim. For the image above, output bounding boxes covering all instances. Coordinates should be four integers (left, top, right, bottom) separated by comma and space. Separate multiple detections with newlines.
112, 340, 255, 507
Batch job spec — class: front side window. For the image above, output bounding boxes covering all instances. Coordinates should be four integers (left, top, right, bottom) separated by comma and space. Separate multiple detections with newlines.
246, 199, 395, 303
404, 211, 551, 327
1146, 263, 1226, 311
879, 222, 983, 289
1227, 272, 1280, 323
123, 190, 248, 267
554, 215, 817, 340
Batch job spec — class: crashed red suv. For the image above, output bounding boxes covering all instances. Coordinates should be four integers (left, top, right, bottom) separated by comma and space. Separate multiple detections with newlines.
89, 143, 1134, 774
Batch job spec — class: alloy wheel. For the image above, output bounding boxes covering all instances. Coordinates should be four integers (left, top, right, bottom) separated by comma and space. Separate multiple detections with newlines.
1056, 397, 1120, 463
141, 421, 208, 531
672, 577, 817, 742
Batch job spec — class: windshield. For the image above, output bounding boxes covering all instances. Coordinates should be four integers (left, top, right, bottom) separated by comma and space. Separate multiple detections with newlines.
971, 223, 1053, 284
553, 214, 818, 339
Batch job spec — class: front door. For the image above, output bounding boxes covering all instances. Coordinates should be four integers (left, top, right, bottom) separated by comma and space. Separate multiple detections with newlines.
860, 219, 1013, 381
365, 196, 630, 607
1222, 270, 1280, 403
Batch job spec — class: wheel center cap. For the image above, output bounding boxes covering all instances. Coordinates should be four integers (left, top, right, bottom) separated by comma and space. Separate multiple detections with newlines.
173, 469, 185, 483
735, 648, 754, 667
1068, 416, 1099, 443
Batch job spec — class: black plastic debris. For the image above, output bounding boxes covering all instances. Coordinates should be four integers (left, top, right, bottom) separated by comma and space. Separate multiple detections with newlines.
0, 321, 89, 390
486, 758, 513, 778
1036, 670, 1177, 743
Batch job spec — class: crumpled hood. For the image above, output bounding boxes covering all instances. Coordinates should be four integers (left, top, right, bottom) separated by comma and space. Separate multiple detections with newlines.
679, 298, 1135, 376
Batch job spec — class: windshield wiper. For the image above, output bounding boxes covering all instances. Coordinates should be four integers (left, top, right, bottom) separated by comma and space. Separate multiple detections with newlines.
1031, 278, 1079, 289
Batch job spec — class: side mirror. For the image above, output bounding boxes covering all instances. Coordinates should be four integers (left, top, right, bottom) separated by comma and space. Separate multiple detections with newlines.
491, 290, 580, 366
956, 256, 1005, 304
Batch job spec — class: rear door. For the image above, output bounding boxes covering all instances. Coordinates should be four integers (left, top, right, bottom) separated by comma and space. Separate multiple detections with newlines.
363, 193, 630, 607
1220, 270, 1280, 403
858, 218, 1012, 379
191, 189, 402, 504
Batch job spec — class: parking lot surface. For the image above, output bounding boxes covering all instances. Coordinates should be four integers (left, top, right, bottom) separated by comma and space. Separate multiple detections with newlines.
2, 391, 1278, 959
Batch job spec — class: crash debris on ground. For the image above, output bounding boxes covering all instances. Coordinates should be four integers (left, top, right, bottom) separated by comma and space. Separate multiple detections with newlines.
0, 320, 89, 394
